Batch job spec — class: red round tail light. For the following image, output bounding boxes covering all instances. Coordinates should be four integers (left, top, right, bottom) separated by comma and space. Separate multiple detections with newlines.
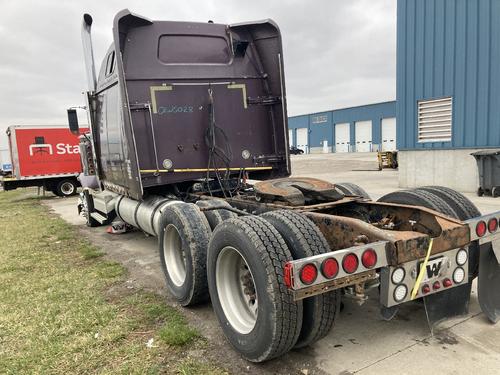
361, 249, 377, 269
299, 263, 318, 285
488, 218, 498, 233
476, 220, 487, 237
443, 278, 453, 288
432, 281, 441, 290
421, 284, 431, 294
342, 253, 359, 274
321, 258, 339, 279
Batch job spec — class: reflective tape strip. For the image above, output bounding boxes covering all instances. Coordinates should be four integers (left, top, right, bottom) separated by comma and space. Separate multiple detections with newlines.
140, 166, 272, 173
411, 238, 433, 300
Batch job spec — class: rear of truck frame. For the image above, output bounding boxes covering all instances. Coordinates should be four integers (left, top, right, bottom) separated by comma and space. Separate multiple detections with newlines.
67, 9, 500, 362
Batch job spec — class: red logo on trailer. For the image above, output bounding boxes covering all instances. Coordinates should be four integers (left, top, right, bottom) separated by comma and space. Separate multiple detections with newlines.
15, 128, 88, 177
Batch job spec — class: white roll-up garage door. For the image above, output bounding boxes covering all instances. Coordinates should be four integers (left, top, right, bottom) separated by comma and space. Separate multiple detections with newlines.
381, 118, 396, 151
288, 129, 294, 147
355, 121, 372, 152
335, 123, 350, 153
296, 128, 308, 153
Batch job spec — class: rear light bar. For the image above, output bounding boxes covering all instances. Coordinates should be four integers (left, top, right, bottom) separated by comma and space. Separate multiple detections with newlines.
380, 247, 469, 307
284, 241, 389, 291
467, 212, 500, 242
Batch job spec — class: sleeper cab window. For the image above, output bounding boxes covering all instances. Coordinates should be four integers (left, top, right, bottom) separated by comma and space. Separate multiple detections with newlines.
158, 34, 230, 64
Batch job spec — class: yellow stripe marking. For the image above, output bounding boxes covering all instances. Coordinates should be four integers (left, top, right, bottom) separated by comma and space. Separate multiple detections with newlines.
227, 84, 247, 109
140, 166, 272, 174
410, 238, 434, 300
149, 84, 173, 114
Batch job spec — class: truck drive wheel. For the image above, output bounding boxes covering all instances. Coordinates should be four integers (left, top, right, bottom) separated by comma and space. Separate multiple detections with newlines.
335, 182, 371, 200
377, 189, 456, 319
415, 186, 481, 220
158, 203, 211, 306
54, 179, 78, 197
415, 186, 481, 279
207, 216, 302, 362
378, 189, 455, 216
383, 188, 475, 325
196, 199, 237, 230
261, 210, 340, 348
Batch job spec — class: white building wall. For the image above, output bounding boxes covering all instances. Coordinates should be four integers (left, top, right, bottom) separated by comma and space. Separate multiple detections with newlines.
398, 149, 480, 193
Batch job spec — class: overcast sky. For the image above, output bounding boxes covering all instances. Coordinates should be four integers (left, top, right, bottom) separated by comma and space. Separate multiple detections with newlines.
0, 0, 396, 148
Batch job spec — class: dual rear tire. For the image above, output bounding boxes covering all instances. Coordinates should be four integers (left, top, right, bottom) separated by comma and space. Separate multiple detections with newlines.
208, 216, 303, 362
378, 186, 481, 279
158, 203, 211, 306
158, 201, 339, 362
260, 210, 340, 349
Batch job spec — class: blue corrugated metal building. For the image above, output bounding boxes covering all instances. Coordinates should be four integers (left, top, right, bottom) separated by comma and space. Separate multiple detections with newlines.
288, 0, 498, 192
288, 101, 396, 153
397, 0, 500, 192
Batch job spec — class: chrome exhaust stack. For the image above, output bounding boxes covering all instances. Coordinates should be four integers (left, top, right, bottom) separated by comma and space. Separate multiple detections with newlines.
82, 13, 97, 92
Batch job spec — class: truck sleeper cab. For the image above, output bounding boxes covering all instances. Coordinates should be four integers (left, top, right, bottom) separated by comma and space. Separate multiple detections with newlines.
69, 9, 500, 363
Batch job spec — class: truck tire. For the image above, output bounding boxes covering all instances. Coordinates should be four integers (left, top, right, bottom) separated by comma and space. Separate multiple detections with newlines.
414, 186, 481, 279
54, 179, 78, 197
207, 216, 302, 362
378, 189, 455, 217
415, 186, 481, 220
377, 189, 456, 319
379, 189, 477, 279
196, 199, 237, 230
158, 203, 211, 306
335, 182, 371, 199
260, 210, 340, 348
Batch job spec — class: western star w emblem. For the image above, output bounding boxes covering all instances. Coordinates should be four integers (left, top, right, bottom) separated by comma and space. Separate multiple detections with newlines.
426, 260, 443, 279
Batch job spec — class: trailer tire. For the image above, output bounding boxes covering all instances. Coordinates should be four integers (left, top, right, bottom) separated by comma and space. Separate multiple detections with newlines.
54, 179, 78, 197
260, 210, 340, 348
158, 203, 211, 306
335, 182, 371, 199
196, 200, 237, 230
414, 186, 481, 279
207, 216, 302, 362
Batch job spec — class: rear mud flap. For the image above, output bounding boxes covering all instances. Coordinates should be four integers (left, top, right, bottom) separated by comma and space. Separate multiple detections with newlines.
424, 284, 471, 331
478, 242, 500, 323
380, 305, 399, 321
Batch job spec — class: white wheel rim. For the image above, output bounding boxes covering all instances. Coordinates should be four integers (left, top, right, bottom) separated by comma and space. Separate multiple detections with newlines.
163, 224, 186, 287
61, 182, 75, 195
216, 246, 258, 334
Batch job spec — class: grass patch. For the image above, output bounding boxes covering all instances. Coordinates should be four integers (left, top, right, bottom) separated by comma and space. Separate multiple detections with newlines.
177, 359, 228, 375
0, 190, 224, 374
80, 242, 104, 260
158, 310, 200, 346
